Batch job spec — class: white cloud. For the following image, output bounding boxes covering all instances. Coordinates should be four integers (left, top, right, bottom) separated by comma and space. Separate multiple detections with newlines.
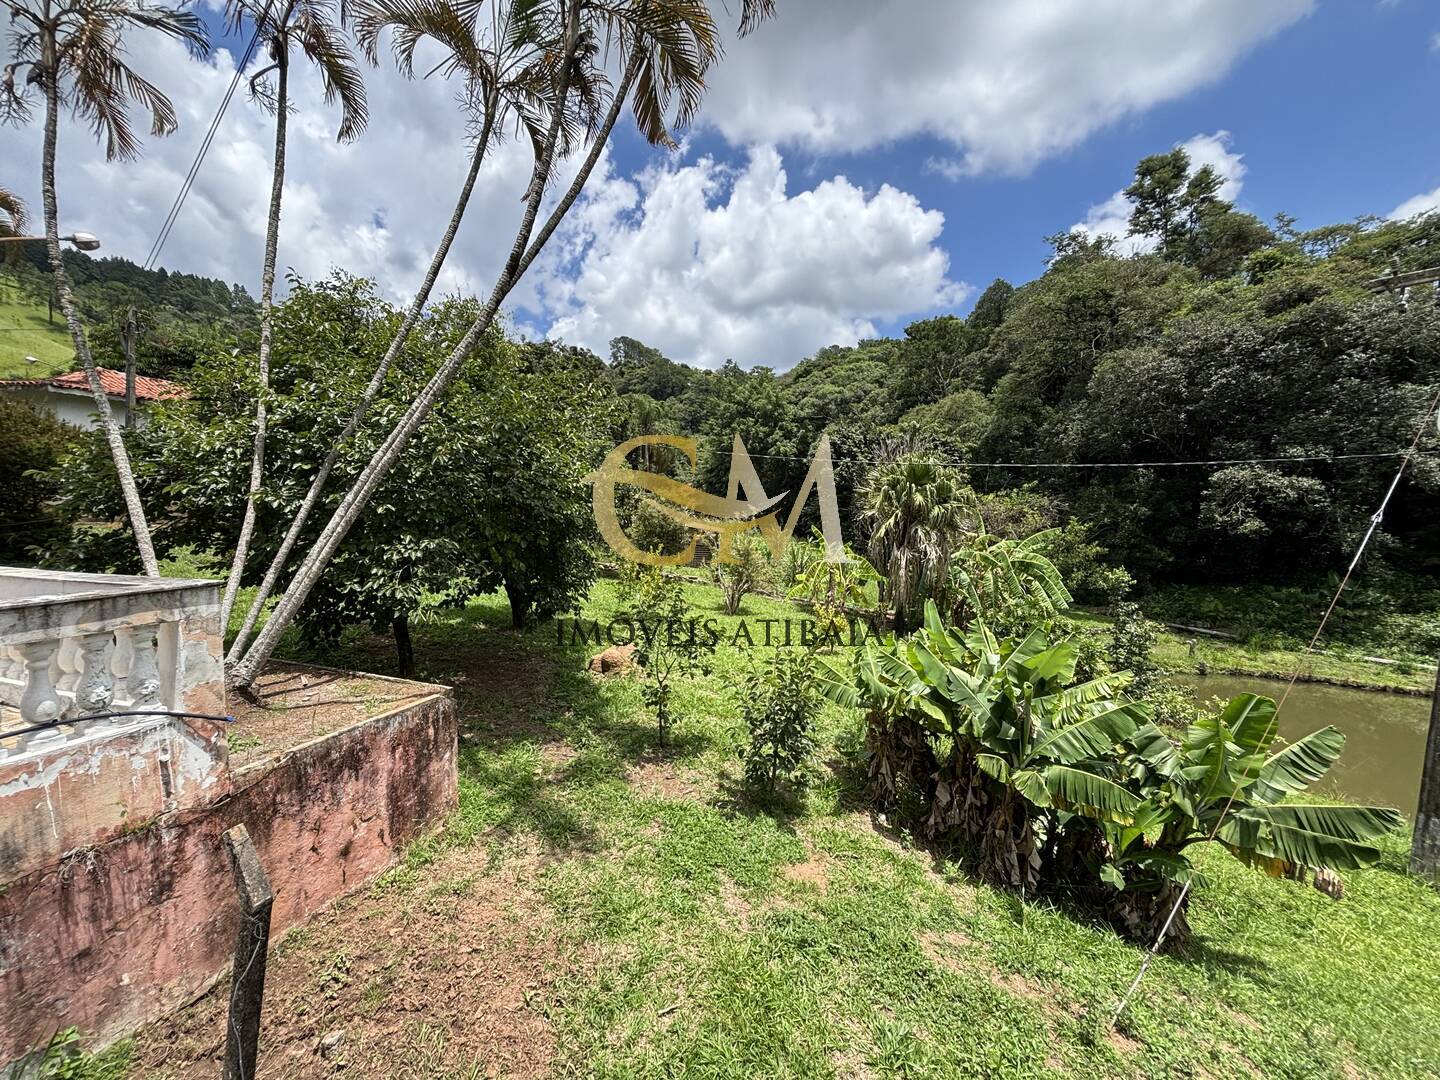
535, 146, 967, 369
3, 19, 540, 305
1390, 186, 1440, 220
702, 0, 1313, 175
1070, 131, 1248, 251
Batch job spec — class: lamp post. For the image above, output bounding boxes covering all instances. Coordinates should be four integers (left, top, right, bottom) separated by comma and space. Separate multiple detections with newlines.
0, 231, 101, 251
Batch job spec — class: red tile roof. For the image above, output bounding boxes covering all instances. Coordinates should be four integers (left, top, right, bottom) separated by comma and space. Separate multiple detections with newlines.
0, 367, 188, 402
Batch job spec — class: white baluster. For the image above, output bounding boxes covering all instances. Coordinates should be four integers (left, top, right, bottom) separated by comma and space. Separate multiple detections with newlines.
124, 624, 164, 717
18, 639, 64, 751
70, 631, 117, 727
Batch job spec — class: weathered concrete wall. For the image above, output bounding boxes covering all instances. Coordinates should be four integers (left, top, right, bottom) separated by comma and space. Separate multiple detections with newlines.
0, 716, 231, 883
0, 690, 457, 1064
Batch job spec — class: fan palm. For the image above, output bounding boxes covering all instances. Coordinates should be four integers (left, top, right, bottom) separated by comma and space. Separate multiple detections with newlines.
861, 453, 974, 633
228, 0, 774, 695
2, 0, 208, 576
217, 0, 371, 631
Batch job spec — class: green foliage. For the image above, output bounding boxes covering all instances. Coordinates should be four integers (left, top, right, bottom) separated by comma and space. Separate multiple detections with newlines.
738, 650, 819, 800
44, 273, 612, 665
1097, 694, 1405, 941
821, 581, 1403, 945
620, 563, 715, 742
944, 528, 1072, 634
712, 531, 772, 615
861, 453, 974, 632
0, 396, 76, 563
785, 537, 877, 643
1106, 601, 1164, 696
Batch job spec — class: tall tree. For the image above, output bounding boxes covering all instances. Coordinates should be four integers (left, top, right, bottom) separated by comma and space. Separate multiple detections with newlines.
218, 0, 369, 631
228, 0, 775, 695
1, 0, 208, 576
226, 0, 595, 662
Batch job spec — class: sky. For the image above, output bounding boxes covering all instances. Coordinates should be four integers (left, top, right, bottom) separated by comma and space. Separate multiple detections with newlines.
5, 0, 1440, 371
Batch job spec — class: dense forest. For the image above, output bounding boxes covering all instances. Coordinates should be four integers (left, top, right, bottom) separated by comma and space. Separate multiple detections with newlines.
596, 148, 1440, 601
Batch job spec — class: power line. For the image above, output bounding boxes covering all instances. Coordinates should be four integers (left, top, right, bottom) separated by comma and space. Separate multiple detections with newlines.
707, 446, 1438, 471
143, 3, 274, 271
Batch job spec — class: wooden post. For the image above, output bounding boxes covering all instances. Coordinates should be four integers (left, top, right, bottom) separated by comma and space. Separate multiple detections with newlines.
1412, 657, 1440, 881
222, 824, 274, 1080
121, 306, 137, 429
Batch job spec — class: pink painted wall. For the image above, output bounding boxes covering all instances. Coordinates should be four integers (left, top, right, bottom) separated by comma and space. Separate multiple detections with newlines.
0, 692, 456, 1063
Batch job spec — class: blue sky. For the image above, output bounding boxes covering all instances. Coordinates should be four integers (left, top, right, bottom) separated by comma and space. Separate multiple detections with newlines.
15, 0, 1440, 369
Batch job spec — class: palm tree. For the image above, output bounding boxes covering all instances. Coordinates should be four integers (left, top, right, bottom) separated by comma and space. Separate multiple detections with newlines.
0, 185, 26, 265
227, 0, 774, 695
226, 0, 594, 661
0, 184, 25, 234
217, 0, 370, 632
861, 452, 975, 633
1, 0, 208, 576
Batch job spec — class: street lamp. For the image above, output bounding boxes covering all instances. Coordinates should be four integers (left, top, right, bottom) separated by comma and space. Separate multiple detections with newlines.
0, 231, 101, 251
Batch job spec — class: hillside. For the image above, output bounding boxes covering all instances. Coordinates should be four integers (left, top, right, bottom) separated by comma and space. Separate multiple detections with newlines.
0, 284, 75, 378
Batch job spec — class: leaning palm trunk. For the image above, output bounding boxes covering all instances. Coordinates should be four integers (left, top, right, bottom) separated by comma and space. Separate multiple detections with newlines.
219, 57, 288, 631
39, 49, 159, 576
228, 31, 641, 693
227, 98, 500, 662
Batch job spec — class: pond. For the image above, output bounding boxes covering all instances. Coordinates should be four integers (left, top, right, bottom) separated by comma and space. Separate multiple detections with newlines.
1179, 674, 1432, 819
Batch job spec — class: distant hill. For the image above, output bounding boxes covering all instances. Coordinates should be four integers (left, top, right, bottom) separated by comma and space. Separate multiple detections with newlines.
0, 279, 75, 377
0, 248, 256, 378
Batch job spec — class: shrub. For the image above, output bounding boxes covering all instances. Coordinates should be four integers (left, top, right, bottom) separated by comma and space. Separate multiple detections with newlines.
712, 532, 771, 615
620, 564, 714, 742
739, 651, 820, 800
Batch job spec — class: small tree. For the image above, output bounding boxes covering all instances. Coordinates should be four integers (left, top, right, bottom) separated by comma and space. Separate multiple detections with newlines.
622, 563, 713, 743
713, 532, 771, 615
787, 540, 877, 647
739, 651, 819, 800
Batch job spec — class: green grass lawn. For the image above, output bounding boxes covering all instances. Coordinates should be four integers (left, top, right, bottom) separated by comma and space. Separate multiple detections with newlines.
78, 575, 1440, 1079
0, 287, 75, 376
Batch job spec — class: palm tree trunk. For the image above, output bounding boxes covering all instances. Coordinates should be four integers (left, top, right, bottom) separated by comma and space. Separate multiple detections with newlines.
39, 35, 159, 577
229, 3, 622, 694
220, 54, 288, 635
227, 102, 499, 663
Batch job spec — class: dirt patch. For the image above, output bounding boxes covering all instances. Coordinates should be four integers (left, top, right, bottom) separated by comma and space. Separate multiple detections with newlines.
918, 930, 974, 973
226, 662, 437, 768
1106, 1025, 1142, 1056
783, 856, 830, 895
626, 759, 709, 801
127, 848, 580, 1079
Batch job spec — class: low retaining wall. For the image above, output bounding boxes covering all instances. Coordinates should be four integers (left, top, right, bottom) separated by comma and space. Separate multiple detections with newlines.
0, 686, 456, 1063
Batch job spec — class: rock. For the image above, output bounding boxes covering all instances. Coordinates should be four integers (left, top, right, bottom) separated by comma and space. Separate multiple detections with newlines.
319, 1030, 346, 1058
587, 644, 638, 677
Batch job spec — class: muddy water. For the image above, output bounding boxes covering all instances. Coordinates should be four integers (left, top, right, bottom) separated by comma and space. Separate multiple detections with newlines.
1178, 674, 1432, 819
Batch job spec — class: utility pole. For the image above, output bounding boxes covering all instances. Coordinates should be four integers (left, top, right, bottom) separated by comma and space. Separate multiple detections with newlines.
1413, 661, 1440, 881
121, 305, 137, 429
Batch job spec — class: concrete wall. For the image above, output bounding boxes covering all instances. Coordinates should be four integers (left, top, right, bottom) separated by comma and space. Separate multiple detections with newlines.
2, 386, 147, 430
0, 690, 457, 1064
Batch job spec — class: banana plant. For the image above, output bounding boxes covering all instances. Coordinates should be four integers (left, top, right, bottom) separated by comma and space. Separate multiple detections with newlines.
820, 601, 1147, 887
1096, 693, 1404, 943
944, 528, 1073, 634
